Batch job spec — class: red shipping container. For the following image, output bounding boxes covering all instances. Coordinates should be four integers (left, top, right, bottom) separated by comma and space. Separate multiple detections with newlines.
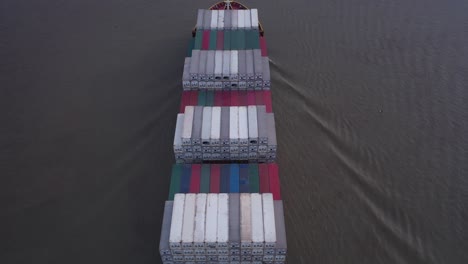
230, 90, 239, 106
239, 90, 248, 106
259, 164, 270, 193
268, 163, 281, 200
263, 90, 273, 112
214, 91, 223, 106
260, 36, 268, 57
222, 90, 230, 106
189, 90, 199, 106
180, 91, 190, 113
255, 90, 264, 105
189, 164, 201, 193
247, 91, 256, 106
210, 164, 221, 193
216, 31, 224, 50
202, 30, 210, 50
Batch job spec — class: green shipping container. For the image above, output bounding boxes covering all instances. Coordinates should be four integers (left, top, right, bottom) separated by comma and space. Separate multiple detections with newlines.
168, 164, 183, 200
230, 30, 238, 50
198, 90, 207, 106
238, 30, 246, 50
200, 164, 211, 193
224, 30, 231, 50
187, 38, 195, 57
248, 164, 260, 193
194, 30, 203, 50
206, 90, 214, 106
209, 30, 217, 50
250, 30, 260, 49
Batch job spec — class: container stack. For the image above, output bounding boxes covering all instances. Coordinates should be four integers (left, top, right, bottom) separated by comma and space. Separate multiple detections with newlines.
160, 7, 286, 264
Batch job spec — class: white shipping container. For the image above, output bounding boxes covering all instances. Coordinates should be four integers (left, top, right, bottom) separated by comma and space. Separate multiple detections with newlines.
182, 193, 196, 247
217, 193, 229, 247
262, 56, 271, 88
210, 10, 218, 29
230, 50, 239, 82
217, 10, 225, 29
194, 194, 207, 248
240, 193, 252, 248
229, 106, 239, 145
251, 9, 259, 30
159, 201, 173, 256
256, 105, 267, 145
267, 113, 277, 152
196, 9, 204, 29
247, 106, 258, 144
214, 50, 223, 81
222, 50, 231, 81
232, 10, 238, 29
238, 9, 245, 28
169, 194, 185, 248
205, 194, 218, 247
253, 49, 263, 81
201, 107, 212, 146
250, 193, 264, 247
182, 106, 195, 145
238, 106, 249, 146
198, 51, 208, 82
262, 193, 277, 247
173, 113, 184, 153
244, 9, 252, 29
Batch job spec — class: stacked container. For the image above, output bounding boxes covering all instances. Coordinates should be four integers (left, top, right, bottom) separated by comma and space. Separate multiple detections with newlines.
161, 7, 286, 264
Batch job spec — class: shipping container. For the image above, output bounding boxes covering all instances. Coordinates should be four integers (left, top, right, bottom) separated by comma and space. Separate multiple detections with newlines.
206, 90, 214, 106
238, 9, 245, 28
210, 164, 221, 193
262, 193, 277, 248
210, 10, 218, 29
230, 29, 239, 50
189, 164, 201, 193
245, 50, 255, 88
238, 50, 247, 89
224, 9, 231, 30
187, 37, 195, 57
222, 50, 231, 82
260, 36, 268, 56
220, 164, 230, 193
259, 163, 269, 193
253, 49, 263, 82
224, 29, 231, 50
209, 30, 217, 50
181, 164, 191, 193
247, 106, 258, 147
230, 90, 239, 106
181, 193, 196, 248
194, 30, 203, 50
217, 10, 225, 30
273, 201, 287, 255
214, 50, 223, 83
230, 50, 239, 85
194, 193, 207, 248
182, 106, 194, 145
202, 30, 210, 50
214, 90, 222, 106
238, 106, 249, 146
262, 57, 271, 88
251, 9, 259, 30
216, 30, 224, 50
180, 91, 190, 113
221, 90, 230, 106
250, 193, 264, 248
198, 165, 210, 193
268, 163, 281, 200
220, 107, 230, 146
210, 106, 221, 146
182, 57, 191, 90
232, 10, 238, 30
173, 113, 184, 154
201, 107, 212, 146
203, 9, 212, 30
247, 90, 256, 105
217, 193, 229, 248
240, 193, 252, 248
256, 106, 267, 145
229, 193, 241, 248
244, 9, 252, 29
229, 164, 240, 193
205, 193, 218, 247
238, 29, 246, 50
248, 164, 260, 193
191, 106, 203, 145
169, 193, 185, 249
229, 106, 239, 145
263, 90, 272, 112
196, 9, 204, 30
159, 201, 173, 256
168, 164, 182, 200
189, 50, 200, 84
266, 113, 277, 153
206, 50, 215, 87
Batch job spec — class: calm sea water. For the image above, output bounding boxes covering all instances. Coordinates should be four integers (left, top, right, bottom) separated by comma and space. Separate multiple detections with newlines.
2, 0, 468, 263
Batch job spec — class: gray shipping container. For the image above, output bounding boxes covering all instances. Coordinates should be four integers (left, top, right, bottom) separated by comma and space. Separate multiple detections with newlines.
191, 106, 203, 145
189, 50, 200, 81
159, 201, 174, 256
203, 10, 211, 30
199, 51, 208, 81
253, 49, 263, 82
206, 50, 215, 89
214, 50, 223, 82
196, 9, 204, 30
232, 10, 238, 30
262, 56, 271, 89
229, 193, 241, 249
182, 57, 191, 90
222, 50, 231, 88
182, 106, 195, 145
224, 10, 231, 30
173, 113, 184, 153
220, 107, 230, 146
246, 50, 255, 89
266, 113, 277, 153
256, 106, 268, 145
273, 201, 287, 256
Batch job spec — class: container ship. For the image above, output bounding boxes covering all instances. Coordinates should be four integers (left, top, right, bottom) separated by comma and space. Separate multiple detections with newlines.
159, 1, 287, 263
